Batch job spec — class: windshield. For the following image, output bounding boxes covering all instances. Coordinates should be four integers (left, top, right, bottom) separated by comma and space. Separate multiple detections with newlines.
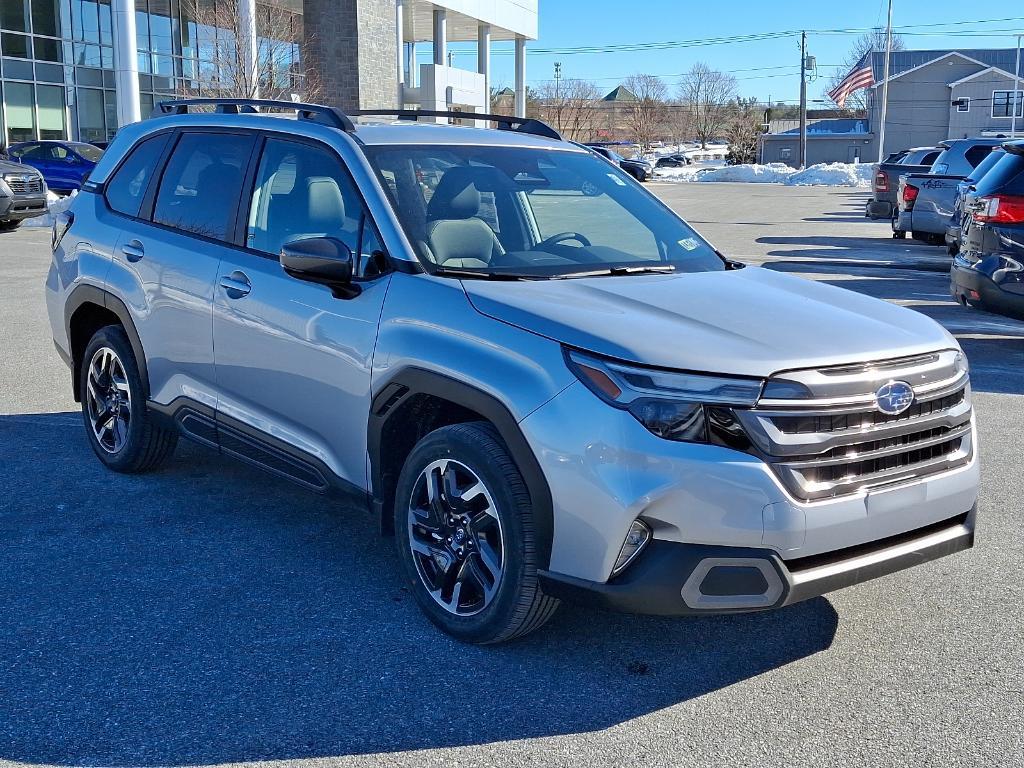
363, 144, 724, 278
71, 143, 103, 162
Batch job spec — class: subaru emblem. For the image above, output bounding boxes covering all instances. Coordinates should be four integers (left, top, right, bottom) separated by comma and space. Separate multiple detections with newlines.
875, 380, 915, 415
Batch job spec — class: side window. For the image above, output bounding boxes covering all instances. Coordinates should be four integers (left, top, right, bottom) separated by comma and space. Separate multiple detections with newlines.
246, 138, 377, 271
14, 144, 44, 159
50, 145, 69, 160
921, 151, 940, 165
964, 145, 993, 169
153, 132, 254, 241
104, 133, 171, 217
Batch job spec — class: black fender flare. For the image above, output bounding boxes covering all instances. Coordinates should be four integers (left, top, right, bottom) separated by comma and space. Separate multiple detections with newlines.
65, 284, 150, 401
368, 367, 554, 569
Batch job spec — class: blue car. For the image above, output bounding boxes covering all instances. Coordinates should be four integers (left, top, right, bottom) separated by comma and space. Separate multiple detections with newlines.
7, 140, 104, 193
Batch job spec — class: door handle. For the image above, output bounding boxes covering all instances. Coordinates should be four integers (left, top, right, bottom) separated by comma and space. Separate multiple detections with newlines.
121, 240, 144, 262
220, 270, 252, 298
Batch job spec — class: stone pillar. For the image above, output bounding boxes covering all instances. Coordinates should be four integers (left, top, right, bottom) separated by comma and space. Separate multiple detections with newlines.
303, 0, 398, 111
514, 36, 526, 118
112, 0, 140, 126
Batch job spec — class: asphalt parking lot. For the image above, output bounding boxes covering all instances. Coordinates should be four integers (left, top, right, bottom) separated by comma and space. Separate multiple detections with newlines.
1, 184, 1022, 768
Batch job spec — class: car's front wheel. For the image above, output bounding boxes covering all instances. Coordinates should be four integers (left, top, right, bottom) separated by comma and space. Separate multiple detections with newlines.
394, 422, 559, 644
80, 325, 177, 472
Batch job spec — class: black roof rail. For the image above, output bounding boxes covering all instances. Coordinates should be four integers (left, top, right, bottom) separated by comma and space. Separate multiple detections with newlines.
352, 109, 562, 141
151, 98, 355, 132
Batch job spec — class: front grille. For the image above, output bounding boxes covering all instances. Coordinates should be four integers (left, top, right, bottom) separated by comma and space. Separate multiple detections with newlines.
736, 351, 973, 501
4, 174, 43, 195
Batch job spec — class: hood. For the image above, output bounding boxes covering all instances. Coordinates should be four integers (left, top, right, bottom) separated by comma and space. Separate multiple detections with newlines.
463, 266, 956, 377
0, 159, 40, 176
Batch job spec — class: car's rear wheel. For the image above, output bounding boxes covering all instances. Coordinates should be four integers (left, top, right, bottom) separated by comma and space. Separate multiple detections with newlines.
394, 422, 559, 644
80, 325, 177, 472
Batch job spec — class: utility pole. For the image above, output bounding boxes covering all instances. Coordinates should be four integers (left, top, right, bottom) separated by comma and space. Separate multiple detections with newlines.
1012, 34, 1022, 139
877, 0, 894, 162
799, 31, 807, 169
554, 61, 562, 99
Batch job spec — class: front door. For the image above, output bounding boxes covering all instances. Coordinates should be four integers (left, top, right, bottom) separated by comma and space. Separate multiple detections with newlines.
212, 136, 392, 492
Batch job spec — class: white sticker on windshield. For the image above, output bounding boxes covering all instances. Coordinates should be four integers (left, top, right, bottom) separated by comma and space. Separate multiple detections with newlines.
607, 173, 626, 186
678, 238, 699, 251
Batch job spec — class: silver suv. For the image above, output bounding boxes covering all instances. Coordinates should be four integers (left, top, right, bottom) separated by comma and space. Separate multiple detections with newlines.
46, 99, 979, 643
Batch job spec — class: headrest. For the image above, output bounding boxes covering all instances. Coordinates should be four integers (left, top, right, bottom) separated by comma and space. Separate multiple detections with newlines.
427, 167, 481, 220
305, 176, 345, 227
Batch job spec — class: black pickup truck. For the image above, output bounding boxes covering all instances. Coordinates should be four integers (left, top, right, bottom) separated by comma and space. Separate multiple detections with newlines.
866, 147, 942, 220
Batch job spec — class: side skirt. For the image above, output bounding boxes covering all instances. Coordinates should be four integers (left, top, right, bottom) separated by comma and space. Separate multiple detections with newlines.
148, 397, 370, 509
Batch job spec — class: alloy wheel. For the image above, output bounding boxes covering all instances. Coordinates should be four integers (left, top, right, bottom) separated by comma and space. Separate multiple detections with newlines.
85, 346, 132, 454
407, 458, 505, 616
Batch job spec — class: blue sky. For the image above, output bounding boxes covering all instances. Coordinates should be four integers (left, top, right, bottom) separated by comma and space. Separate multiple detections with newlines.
456, 1, 1024, 104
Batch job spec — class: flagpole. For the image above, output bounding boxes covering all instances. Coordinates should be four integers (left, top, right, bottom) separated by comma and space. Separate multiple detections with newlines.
877, 0, 894, 162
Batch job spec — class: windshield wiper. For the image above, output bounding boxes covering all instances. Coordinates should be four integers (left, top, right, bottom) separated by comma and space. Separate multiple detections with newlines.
431, 266, 538, 280
552, 265, 677, 278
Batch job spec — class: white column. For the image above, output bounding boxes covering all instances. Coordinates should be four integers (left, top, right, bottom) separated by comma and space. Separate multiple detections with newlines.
238, 0, 258, 99
395, 1, 405, 106
112, 0, 140, 126
477, 24, 491, 113
514, 36, 526, 118
432, 9, 446, 67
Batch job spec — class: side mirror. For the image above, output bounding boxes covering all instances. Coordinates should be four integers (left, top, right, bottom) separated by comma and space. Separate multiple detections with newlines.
280, 237, 359, 298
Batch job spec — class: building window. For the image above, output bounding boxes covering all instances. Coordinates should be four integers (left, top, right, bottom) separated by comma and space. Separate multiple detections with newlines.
4, 81, 35, 142
956, 97, 970, 113
0, 0, 29, 33
992, 90, 1024, 119
1, 30, 31, 57
36, 82, 66, 138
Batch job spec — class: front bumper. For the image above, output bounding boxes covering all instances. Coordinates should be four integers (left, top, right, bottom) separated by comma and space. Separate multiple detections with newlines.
541, 506, 975, 615
0, 193, 48, 221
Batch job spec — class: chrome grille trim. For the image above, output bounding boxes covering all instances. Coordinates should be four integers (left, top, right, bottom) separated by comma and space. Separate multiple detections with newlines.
738, 351, 974, 502
4, 174, 44, 195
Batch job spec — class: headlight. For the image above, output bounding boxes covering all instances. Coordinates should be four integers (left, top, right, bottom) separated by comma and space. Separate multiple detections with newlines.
565, 350, 762, 445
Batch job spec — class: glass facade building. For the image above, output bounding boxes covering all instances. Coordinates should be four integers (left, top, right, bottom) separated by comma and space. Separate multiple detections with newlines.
0, 0, 303, 145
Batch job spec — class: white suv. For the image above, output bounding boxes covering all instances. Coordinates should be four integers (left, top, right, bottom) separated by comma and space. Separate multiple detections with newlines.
46, 99, 978, 643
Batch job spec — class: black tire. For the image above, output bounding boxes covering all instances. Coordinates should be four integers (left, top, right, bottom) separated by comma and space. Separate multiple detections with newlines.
0, 219, 22, 231
80, 325, 177, 473
394, 421, 559, 644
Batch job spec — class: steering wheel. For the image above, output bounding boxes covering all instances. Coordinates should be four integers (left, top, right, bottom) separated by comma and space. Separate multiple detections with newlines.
536, 231, 592, 250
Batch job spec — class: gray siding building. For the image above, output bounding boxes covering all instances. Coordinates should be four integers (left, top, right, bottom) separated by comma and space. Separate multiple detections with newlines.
760, 48, 1024, 167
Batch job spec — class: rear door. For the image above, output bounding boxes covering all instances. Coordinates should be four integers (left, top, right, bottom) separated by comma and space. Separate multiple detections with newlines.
106, 129, 256, 409
212, 134, 392, 492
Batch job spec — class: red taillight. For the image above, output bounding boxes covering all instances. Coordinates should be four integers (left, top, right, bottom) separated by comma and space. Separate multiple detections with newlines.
974, 194, 1024, 224
902, 184, 919, 204
875, 171, 889, 192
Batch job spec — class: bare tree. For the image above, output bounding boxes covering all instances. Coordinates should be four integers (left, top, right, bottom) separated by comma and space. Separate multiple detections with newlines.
722, 97, 764, 165
622, 74, 668, 152
678, 63, 737, 149
536, 78, 600, 142
177, 0, 320, 102
824, 28, 905, 112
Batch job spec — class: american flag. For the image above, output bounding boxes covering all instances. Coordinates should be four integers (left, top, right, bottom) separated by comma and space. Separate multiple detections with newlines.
828, 55, 875, 108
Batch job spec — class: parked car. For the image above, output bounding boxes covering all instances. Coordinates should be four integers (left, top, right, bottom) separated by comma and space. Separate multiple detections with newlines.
0, 157, 47, 230
893, 138, 1005, 243
655, 154, 691, 168
8, 140, 103, 193
585, 144, 653, 181
47, 98, 978, 644
950, 140, 1024, 319
946, 147, 1006, 255
866, 146, 942, 220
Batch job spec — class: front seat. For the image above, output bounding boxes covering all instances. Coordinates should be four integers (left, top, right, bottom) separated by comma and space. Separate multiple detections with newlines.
425, 168, 504, 267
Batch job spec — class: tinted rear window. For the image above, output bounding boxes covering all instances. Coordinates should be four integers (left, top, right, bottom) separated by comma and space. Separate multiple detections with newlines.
152, 132, 254, 241
104, 133, 170, 217
974, 152, 1024, 196
964, 144, 995, 169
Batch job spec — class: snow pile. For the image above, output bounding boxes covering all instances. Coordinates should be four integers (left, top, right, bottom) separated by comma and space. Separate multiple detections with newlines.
786, 162, 874, 187
22, 190, 75, 228
654, 161, 873, 187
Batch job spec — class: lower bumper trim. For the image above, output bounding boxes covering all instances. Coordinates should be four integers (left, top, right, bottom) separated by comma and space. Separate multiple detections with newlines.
540, 506, 976, 616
